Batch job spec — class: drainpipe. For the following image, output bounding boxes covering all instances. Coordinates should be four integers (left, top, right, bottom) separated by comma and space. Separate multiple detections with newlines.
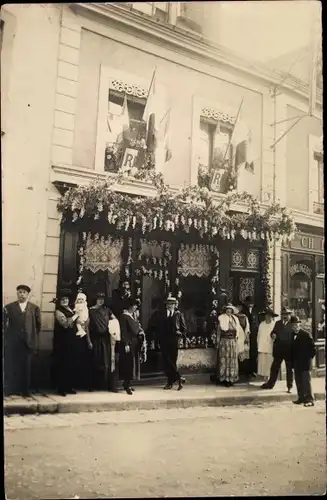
272, 87, 277, 312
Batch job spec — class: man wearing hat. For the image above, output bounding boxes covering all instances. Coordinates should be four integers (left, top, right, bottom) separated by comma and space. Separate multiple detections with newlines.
242, 296, 260, 377
261, 306, 294, 392
151, 296, 187, 390
291, 315, 316, 407
3, 285, 41, 396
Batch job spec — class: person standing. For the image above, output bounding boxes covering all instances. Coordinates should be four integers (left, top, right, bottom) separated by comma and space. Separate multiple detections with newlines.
242, 296, 260, 377
73, 292, 93, 391
257, 308, 278, 381
291, 316, 316, 407
89, 293, 119, 392
3, 285, 41, 397
119, 298, 145, 395
215, 304, 244, 387
52, 289, 78, 396
111, 280, 131, 319
261, 307, 294, 392
235, 303, 250, 378
153, 297, 187, 390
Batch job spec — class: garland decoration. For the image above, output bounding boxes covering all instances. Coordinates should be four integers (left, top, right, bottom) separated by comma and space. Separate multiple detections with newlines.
58, 173, 296, 242
261, 239, 272, 309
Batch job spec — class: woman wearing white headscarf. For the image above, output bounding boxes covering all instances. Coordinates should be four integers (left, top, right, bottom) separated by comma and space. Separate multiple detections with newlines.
216, 304, 245, 387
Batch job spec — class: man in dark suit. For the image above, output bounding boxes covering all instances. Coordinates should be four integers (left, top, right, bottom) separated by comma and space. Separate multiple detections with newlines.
291, 315, 316, 406
261, 307, 294, 392
150, 296, 187, 390
242, 296, 260, 377
3, 285, 41, 396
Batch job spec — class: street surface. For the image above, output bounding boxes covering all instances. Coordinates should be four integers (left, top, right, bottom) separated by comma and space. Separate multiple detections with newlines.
4, 401, 326, 498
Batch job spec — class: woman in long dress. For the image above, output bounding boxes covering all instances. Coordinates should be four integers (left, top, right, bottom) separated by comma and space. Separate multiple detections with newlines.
73, 292, 93, 391
257, 308, 278, 380
52, 289, 79, 396
216, 304, 245, 387
89, 293, 120, 392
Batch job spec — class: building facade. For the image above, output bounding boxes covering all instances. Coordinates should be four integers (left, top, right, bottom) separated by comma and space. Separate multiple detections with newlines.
1, 3, 323, 384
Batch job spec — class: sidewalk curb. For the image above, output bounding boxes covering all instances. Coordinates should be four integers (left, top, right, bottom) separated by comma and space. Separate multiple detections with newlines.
4, 391, 325, 416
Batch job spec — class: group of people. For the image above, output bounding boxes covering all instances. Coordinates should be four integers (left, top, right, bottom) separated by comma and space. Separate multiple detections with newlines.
210, 299, 316, 407
3, 285, 316, 406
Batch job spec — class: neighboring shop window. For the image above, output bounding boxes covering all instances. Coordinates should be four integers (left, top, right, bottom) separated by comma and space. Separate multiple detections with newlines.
289, 254, 314, 333
315, 255, 325, 339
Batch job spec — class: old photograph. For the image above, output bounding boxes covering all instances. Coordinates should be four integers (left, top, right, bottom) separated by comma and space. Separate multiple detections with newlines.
2, 1, 325, 498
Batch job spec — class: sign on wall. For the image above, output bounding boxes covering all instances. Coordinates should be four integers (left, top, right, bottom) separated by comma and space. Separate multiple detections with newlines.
283, 232, 324, 254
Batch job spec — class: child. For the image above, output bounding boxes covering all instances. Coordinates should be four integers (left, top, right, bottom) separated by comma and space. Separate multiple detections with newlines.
291, 315, 316, 407
74, 292, 89, 338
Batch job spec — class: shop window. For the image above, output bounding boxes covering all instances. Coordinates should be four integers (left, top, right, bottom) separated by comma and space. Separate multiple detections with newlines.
197, 118, 232, 191
315, 255, 325, 340
289, 255, 314, 333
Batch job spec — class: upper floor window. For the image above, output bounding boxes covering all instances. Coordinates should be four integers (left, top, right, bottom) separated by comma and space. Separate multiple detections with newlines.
197, 118, 233, 192
105, 90, 147, 173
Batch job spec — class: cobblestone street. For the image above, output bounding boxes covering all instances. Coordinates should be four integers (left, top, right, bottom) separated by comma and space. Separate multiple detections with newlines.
4, 401, 326, 498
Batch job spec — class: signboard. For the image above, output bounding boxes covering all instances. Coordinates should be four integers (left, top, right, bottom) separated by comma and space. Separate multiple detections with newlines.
289, 263, 312, 278
210, 168, 227, 193
283, 232, 324, 254
121, 148, 139, 171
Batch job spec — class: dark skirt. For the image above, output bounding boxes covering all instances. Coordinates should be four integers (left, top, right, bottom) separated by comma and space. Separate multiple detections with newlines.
92, 335, 113, 389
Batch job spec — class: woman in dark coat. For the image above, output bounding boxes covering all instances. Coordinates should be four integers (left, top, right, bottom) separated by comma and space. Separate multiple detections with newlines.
119, 297, 145, 395
52, 290, 79, 396
89, 293, 119, 392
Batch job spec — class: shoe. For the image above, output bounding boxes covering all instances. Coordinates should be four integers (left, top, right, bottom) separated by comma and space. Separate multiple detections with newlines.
181, 377, 186, 384
164, 384, 173, 390
177, 382, 183, 391
125, 387, 133, 395
21, 391, 32, 398
58, 390, 67, 397
287, 388, 292, 393
131, 387, 135, 392
88, 388, 94, 392
304, 400, 314, 407
293, 400, 303, 405
261, 383, 273, 389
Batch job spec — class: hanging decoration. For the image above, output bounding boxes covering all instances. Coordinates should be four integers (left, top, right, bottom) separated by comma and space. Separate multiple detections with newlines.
58, 171, 296, 242
260, 240, 272, 309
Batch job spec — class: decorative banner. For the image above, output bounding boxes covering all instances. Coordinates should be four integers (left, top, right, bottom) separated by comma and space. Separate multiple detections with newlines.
178, 244, 211, 277
84, 235, 124, 274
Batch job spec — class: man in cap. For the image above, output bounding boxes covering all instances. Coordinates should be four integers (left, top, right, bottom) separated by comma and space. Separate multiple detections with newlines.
150, 296, 187, 390
261, 306, 294, 392
3, 285, 41, 396
291, 315, 316, 407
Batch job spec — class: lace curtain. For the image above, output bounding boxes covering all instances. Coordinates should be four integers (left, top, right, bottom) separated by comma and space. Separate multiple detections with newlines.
138, 239, 164, 259
178, 244, 211, 278
84, 235, 124, 274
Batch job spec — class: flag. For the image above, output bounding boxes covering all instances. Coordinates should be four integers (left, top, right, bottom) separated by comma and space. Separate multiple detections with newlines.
232, 120, 254, 173
156, 109, 172, 170
142, 69, 157, 123
107, 98, 129, 143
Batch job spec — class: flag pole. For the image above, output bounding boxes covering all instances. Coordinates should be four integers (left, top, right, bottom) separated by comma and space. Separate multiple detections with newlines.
221, 97, 244, 165
137, 66, 157, 141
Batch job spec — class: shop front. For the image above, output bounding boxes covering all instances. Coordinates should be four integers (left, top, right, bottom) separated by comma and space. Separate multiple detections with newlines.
55, 171, 296, 378
281, 229, 325, 370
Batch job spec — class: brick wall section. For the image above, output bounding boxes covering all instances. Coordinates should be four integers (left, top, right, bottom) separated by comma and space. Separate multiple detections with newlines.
41, 7, 82, 337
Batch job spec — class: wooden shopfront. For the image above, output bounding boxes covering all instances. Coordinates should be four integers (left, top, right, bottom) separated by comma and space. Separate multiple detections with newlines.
57, 224, 267, 378
281, 228, 325, 369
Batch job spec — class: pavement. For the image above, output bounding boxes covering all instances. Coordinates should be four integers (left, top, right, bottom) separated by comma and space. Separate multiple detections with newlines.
4, 402, 326, 497
4, 376, 325, 415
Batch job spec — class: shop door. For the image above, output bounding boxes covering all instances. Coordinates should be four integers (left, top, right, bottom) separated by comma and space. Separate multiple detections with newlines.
228, 272, 262, 308
140, 275, 165, 377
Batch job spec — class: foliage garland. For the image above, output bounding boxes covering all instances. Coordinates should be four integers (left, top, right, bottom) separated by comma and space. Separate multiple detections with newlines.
58, 171, 296, 242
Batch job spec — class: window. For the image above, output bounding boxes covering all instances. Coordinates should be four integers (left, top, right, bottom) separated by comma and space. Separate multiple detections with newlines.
197, 118, 233, 191
105, 90, 147, 173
